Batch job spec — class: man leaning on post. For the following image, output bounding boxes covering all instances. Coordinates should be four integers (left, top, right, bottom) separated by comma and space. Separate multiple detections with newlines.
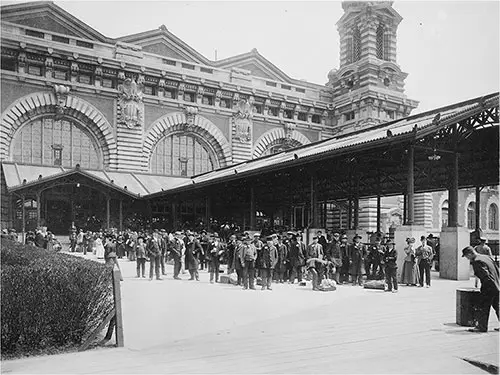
462, 246, 499, 333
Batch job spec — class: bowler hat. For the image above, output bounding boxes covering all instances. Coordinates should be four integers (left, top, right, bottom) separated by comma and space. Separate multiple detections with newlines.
407, 237, 416, 244
253, 233, 261, 237
479, 237, 487, 241
341, 234, 348, 240
266, 235, 273, 241
386, 239, 395, 245
353, 234, 362, 240
213, 232, 219, 238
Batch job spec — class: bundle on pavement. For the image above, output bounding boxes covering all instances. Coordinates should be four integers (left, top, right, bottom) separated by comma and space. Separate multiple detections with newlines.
363, 280, 386, 290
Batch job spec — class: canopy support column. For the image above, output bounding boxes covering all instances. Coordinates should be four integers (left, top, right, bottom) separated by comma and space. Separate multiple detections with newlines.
250, 186, 256, 230
310, 174, 316, 228
407, 145, 415, 225
21, 194, 26, 242
448, 153, 459, 227
475, 186, 482, 231
106, 195, 111, 230
119, 199, 123, 232
36, 191, 41, 228
205, 195, 211, 231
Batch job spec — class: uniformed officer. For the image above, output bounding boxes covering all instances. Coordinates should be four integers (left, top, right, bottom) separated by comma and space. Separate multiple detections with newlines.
339, 234, 350, 284
349, 234, 367, 286
382, 239, 398, 293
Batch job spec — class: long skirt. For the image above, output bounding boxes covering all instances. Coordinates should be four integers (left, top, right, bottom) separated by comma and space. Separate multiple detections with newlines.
401, 261, 419, 285
96, 243, 105, 259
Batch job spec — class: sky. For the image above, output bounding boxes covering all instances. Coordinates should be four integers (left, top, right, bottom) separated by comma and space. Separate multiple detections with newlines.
2, 0, 499, 114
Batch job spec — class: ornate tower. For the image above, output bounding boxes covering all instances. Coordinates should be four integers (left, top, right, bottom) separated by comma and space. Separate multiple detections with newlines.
327, 1, 418, 135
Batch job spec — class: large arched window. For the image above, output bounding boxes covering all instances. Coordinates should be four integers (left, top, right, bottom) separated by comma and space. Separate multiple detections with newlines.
376, 23, 390, 61
11, 117, 101, 169
467, 201, 476, 229
489, 203, 498, 230
441, 200, 449, 228
150, 133, 216, 176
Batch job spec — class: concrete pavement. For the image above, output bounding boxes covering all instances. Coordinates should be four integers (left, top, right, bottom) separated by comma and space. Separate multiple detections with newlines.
2, 253, 499, 374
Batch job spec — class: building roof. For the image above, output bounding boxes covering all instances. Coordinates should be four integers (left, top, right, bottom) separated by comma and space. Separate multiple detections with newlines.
2, 163, 189, 197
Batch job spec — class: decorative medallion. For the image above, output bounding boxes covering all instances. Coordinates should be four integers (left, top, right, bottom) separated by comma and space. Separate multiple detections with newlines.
283, 122, 296, 146
183, 105, 199, 132
232, 99, 253, 142
53, 84, 70, 118
117, 76, 144, 129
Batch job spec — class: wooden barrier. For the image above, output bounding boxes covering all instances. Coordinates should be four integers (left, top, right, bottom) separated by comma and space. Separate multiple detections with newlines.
79, 268, 124, 351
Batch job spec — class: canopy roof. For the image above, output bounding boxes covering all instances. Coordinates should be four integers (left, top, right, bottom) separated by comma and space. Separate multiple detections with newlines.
2, 163, 188, 197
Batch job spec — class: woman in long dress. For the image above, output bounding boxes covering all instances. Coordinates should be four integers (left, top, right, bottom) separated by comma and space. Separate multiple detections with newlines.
95, 235, 105, 259
401, 237, 419, 286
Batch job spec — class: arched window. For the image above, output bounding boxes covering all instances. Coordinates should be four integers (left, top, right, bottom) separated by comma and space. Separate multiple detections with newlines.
489, 203, 498, 230
353, 26, 361, 62
150, 133, 216, 176
441, 200, 448, 228
11, 117, 101, 169
376, 23, 390, 61
346, 36, 354, 64
467, 201, 476, 229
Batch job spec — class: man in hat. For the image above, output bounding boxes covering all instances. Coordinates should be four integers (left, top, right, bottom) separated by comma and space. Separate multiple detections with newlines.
258, 236, 278, 290
475, 237, 493, 256
208, 233, 224, 283
325, 232, 343, 284
415, 235, 434, 288
339, 234, 350, 284
199, 230, 210, 271
231, 234, 244, 286
382, 239, 398, 293
366, 235, 385, 280
185, 231, 204, 281
462, 246, 499, 332
169, 231, 185, 280
240, 233, 257, 290
147, 231, 163, 281
275, 235, 288, 283
306, 236, 325, 290
288, 232, 305, 284
349, 234, 367, 286
317, 230, 327, 250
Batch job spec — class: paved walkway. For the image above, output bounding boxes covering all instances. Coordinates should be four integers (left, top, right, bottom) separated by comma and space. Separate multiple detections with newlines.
2, 253, 499, 374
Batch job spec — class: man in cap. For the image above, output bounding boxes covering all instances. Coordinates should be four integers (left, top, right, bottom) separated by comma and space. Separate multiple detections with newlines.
349, 234, 367, 286
306, 236, 325, 290
258, 236, 278, 290
199, 230, 210, 271
185, 231, 204, 281
415, 235, 434, 288
317, 230, 328, 250
382, 239, 398, 293
240, 233, 257, 290
231, 234, 244, 286
208, 233, 224, 283
275, 235, 288, 283
462, 246, 499, 332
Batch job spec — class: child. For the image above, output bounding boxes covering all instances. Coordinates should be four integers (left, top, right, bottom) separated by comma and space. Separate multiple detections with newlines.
136, 236, 147, 278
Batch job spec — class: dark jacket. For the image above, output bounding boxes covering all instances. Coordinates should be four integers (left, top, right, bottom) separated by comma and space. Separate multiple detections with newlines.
185, 239, 204, 270
258, 244, 278, 269
472, 254, 499, 292
326, 240, 343, 267
147, 237, 162, 257
382, 248, 398, 268
288, 240, 305, 267
348, 243, 366, 275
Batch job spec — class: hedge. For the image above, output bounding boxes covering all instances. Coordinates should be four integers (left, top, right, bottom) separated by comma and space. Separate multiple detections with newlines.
1, 239, 114, 358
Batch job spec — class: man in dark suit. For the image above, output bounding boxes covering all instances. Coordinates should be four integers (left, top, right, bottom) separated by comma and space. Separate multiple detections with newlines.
462, 246, 499, 332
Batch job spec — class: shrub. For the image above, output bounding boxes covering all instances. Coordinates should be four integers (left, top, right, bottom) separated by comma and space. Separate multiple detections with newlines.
1, 239, 114, 357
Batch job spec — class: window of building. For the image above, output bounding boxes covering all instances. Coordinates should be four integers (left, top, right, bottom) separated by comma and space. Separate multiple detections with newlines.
441, 200, 448, 227
312, 114, 321, 124
53, 145, 63, 166
202, 95, 213, 105
149, 134, 216, 176
1, 58, 16, 72
376, 24, 385, 60
346, 36, 354, 64
344, 111, 355, 121
220, 98, 231, 108
254, 104, 263, 114
268, 107, 279, 117
102, 78, 115, 88
79, 74, 92, 85
489, 203, 498, 230
353, 26, 361, 62
284, 109, 293, 119
386, 110, 395, 120
184, 92, 195, 102
53, 69, 68, 80
298, 112, 307, 121
28, 65, 42, 76
467, 201, 476, 229
11, 117, 101, 169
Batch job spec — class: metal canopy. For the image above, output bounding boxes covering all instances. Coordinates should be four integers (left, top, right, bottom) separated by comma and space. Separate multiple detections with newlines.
148, 93, 499, 204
